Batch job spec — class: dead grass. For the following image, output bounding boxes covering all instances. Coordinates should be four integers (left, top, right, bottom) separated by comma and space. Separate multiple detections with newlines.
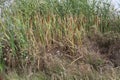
0, 0, 120, 79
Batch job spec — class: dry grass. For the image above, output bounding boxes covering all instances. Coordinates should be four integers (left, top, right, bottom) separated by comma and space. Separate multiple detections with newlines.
0, 0, 120, 79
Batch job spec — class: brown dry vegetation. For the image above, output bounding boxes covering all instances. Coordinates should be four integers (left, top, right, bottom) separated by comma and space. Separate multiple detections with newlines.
0, 0, 120, 80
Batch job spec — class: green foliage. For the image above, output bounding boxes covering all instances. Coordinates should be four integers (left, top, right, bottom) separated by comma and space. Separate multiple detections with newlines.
0, 0, 120, 79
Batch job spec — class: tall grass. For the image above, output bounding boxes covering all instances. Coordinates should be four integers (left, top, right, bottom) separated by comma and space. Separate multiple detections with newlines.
0, 0, 120, 79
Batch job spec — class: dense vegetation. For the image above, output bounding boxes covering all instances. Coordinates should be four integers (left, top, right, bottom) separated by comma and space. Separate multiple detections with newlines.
0, 0, 120, 80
